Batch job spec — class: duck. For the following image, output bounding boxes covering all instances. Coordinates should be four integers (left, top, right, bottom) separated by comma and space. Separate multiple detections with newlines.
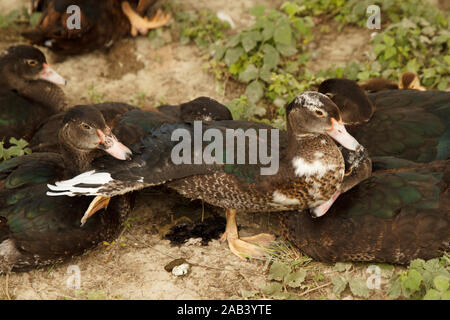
0, 105, 133, 272
47, 92, 364, 260
279, 79, 450, 264
29, 102, 138, 152
359, 72, 425, 93
157, 96, 233, 122
0, 45, 66, 145
22, 0, 170, 55
30, 97, 233, 152
280, 156, 449, 264
318, 78, 374, 126
318, 79, 450, 162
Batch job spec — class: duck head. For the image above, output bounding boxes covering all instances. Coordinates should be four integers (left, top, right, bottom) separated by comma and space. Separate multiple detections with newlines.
399, 72, 425, 91
60, 105, 132, 160
1, 45, 66, 87
180, 97, 233, 121
318, 78, 375, 125
287, 91, 361, 151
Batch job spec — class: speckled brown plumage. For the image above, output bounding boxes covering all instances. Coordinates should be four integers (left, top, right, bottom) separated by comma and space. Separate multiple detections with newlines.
168, 136, 344, 213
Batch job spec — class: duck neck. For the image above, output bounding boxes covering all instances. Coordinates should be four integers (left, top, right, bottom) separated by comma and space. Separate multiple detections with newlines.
58, 130, 98, 176
18, 80, 67, 113
2, 68, 66, 113
286, 121, 319, 159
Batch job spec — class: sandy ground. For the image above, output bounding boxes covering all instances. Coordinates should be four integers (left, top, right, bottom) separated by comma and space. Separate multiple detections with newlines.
0, 0, 388, 300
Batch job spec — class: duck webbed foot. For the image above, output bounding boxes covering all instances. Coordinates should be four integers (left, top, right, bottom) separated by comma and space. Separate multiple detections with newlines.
121, 1, 171, 37
310, 190, 341, 218
80, 195, 111, 226
220, 209, 275, 260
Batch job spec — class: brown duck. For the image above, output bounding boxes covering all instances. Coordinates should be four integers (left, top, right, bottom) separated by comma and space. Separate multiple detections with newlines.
0, 105, 133, 272
359, 72, 425, 93
277, 79, 450, 264
0, 45, 66, 144
47, 92, 362, 260
23, 0, 170, 55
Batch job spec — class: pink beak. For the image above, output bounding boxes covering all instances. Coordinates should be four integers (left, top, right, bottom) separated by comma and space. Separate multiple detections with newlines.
326, 118, 361, 151
97, 129, 132, 160
38, 63, 67, 86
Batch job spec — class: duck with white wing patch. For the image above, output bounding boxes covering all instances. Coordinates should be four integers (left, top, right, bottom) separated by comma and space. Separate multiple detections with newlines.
47, 92, 364, 260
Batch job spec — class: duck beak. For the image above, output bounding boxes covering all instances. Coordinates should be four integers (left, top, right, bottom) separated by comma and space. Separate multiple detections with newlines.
326, 118, 361, 151
97, 129, 132, 160
39, 63, 67, 86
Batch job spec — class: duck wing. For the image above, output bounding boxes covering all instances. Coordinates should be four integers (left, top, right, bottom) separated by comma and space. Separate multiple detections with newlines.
355, 90, 450, 162
47, 119, 285, 197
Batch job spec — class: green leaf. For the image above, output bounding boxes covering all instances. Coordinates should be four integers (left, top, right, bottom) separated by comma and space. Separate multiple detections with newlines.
250, 5, 266, 18
357, 71, 371, 81
374, 44, 386, 56
245, 80, 264, 104
292, 18, 311, 37
437, 79, 448, 91
423, 68, 436, 79
383, 34, 395, 46
261, 20, 275, 41
444, 55, 450, 66
273, 23, 292, 45
281, 2, 302, 17
9, 137, 28, 148
387, 279, 402, 299
403, 269, 423, 292
423, 289, 441, 300
262, 44, 280, 69
332, 275, 348, 297
29, 12, 41, 27
384, 47, 397, 60
213, 45, 226, 61
285, 270, 307, 288
442, 290, 450, 300
241, 31, 262, 52
224, 47, 244, 66
259, 64, 273, 83
349, 278, 371, 299
424, 258, 441, 273
410, 259, 426, 270
275, 43, 297, 57
334, 262, 352, 272
378, 264, 395, 278
226, 34, 241, 48
267, 261, 291, 282
240, 289, 258, 299
239, 64, 259, 83
405, 59, 420, 73
433, 275, 449, 292
261, 281, 283, 296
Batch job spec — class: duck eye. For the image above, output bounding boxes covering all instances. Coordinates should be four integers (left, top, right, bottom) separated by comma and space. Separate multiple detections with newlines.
26, 59, 38, 67
315, 110, 324, 117
81, 123, 92, 130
